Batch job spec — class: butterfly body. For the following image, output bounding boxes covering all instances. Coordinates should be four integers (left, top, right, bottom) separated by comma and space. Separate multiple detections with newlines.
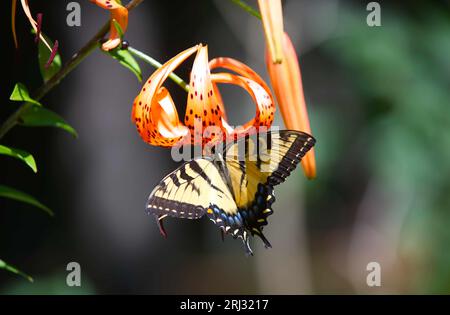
146, 130, 315, 255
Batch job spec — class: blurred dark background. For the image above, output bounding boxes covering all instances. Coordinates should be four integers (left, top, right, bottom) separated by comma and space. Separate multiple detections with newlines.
0, 0, 449, 294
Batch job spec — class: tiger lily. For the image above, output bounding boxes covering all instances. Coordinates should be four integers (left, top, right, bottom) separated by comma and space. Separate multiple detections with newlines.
259, 0, 317, 179
131, 44, 275, 147
90, 0, 128, 51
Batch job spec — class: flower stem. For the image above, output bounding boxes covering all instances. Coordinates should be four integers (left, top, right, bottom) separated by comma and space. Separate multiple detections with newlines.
128, 46, 190, 93
0, 0, 144, 139
230, 0, 261, 20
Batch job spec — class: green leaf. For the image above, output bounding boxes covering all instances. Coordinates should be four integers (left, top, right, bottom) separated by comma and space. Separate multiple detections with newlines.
9, 83, 41, 106
105, 49, 142, 82
38, 33, 62, 83
0, 185, 53, 216
0, 145, 37, 173
112, 19, 124, 40
19, 106, 78, 138
0, 259, 33, 282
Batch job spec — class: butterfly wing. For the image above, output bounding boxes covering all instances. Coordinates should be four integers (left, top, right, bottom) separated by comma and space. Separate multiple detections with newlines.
216, 130, 315, 250
223, 130, 316, 208
146, 158, 237, 236
146, 130, 315, 255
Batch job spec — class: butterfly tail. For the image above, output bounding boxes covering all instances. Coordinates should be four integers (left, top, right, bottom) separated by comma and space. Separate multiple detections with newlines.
155, 214, 168, 238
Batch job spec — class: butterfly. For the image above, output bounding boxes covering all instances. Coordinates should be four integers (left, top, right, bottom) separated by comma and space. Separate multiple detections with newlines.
146, 130, 316, 255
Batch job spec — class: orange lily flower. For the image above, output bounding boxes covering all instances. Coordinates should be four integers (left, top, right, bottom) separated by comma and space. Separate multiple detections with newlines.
131, 44, 275, 147
259, 0, 317, 179
91, 0, 128, 51
266, 33, 317, 179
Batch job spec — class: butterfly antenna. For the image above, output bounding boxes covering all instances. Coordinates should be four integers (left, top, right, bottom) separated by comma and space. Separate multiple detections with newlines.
155, 215, 168, 238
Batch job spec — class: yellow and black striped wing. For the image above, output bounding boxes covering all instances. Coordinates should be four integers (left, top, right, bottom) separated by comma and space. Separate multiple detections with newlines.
146, 158, 236, 221
223, 130, 315, 208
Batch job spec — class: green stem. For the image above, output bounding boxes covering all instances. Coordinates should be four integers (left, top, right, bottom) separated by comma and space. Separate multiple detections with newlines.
0, 0, 144, 139
128, 47, 190, 93
0, 259, 33, 282
230, 0, 261, 20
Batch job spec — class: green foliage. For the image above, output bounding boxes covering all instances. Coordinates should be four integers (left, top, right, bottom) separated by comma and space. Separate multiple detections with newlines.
112, 19, 124, 40
19, 106, 78, 138
9, 83, 41, 106
0, 185, 53, 216
3, 80, 76, 280
0, 145, 37, 173
2, 272, 96, 294
0, 259, 33, 282
320, 5, 450, 293
105, 48, 143, 82
38, 33, 62, 83
8, 83, 78, 137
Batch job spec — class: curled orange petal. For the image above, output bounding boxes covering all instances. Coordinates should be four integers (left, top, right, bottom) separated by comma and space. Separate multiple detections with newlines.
133, 45, 275, 148
185, 45, 228, 145
91, 0, 128, 51
266, 32, 316, 179
209, 58, 275, 135
132, 45, 198, 146
209, 57, 271, 95
258, 0, 284, 64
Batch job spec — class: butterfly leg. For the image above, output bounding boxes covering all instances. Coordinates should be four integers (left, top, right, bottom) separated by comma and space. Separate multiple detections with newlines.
155, 214, 168, 238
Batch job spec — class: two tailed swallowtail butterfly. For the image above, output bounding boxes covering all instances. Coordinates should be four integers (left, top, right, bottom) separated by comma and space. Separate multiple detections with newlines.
146, 130, 315, 255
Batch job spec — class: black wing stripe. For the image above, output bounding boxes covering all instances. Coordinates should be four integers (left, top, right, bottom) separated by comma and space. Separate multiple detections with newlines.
170, 173, 182, 187
147, 196, 205, 219
179, 166, 194, 182
158, 180, 168, 194
189, 160, 227, 195
238, 160, 247, 188
267, 134, 315, 185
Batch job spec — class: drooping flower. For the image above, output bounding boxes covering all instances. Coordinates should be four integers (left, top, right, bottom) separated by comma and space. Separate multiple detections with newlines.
259, 0, 317, 179
131, 44, 275, 147
266, 33, 316, 179
90, 0, 128, 51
